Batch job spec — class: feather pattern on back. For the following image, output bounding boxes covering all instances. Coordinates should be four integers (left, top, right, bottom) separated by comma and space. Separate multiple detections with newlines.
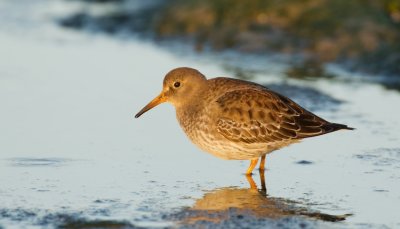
215, 88, 352, 144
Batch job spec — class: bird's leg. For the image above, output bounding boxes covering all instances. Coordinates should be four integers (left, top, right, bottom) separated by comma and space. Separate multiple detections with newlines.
246, 168, 267, 193
245, 174, 257, 190
259, 155, 266, 172
259, 168, 266, 193
246, 158, 259, 175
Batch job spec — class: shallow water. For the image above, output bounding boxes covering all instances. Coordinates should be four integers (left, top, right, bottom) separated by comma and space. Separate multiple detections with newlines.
1, 0, 400, 228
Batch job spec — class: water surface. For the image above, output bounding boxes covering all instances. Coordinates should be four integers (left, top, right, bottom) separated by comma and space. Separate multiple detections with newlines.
1, 0, 399, 228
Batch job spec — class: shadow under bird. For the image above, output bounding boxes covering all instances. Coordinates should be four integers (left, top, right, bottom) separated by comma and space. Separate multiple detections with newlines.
135, 67, 353, 175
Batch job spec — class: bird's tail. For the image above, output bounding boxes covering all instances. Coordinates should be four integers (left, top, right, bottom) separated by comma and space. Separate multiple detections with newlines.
324, 122, 355, 132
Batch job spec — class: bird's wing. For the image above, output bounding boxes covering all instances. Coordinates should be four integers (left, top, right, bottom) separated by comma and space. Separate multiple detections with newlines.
215, 88, 332, 144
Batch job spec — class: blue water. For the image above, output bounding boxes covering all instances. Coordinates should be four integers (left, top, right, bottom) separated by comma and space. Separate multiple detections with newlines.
1, 0, 399, 228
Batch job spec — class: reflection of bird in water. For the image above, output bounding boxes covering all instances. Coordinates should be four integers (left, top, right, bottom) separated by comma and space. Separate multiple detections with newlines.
173, 174, 350, 227
135, 67, 353, 175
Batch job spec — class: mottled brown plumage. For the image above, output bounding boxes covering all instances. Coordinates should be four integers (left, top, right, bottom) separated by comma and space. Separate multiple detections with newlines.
135, 67, 353, 174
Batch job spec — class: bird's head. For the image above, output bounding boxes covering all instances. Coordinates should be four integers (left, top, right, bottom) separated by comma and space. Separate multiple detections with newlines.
135, 67, 207, 118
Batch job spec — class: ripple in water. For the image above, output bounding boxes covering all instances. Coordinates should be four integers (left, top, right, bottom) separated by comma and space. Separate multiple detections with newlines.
7, 158, 71, 167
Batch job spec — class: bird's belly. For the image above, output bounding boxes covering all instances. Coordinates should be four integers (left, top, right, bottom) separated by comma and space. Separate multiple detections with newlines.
187, 128, 281, 160
178, 111, 294, 160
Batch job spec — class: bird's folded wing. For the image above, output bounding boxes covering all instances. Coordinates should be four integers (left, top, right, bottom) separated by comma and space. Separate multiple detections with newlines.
215, 88, 329, 144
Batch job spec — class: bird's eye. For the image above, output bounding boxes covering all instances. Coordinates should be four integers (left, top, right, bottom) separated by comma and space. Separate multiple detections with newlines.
174, 82, 181, 88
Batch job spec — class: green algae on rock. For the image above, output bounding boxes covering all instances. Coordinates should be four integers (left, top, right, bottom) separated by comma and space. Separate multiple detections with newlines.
60, 0, 400, 77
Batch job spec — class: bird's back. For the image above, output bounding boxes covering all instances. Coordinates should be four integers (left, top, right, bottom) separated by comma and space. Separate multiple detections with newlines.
178, 77, 353, 160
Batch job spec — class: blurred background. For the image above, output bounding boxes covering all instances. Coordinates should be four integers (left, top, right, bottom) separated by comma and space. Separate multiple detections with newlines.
1, 0, 399, 228
60, 0, 400, 80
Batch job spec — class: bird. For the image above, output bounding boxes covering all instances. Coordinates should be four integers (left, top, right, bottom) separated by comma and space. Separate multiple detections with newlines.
135, 67, 353, 175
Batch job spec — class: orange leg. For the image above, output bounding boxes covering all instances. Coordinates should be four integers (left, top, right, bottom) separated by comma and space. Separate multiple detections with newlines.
246, 158, 259, 175
259, 155, 266, 172
245, 168, 267, 193
245, 174, 257, 189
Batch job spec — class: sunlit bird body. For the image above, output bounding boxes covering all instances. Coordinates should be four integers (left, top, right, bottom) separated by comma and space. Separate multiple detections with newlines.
135, 67, 353, 174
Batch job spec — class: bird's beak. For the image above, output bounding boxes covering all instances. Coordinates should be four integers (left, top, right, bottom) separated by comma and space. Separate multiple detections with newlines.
135, 92, 166, 118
